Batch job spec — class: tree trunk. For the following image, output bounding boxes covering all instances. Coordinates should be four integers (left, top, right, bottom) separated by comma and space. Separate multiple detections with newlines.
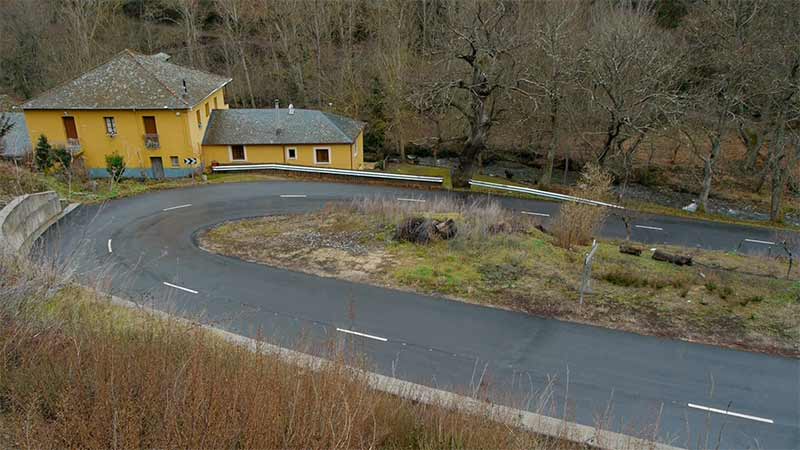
598, 118, 621, 167
740, 125, 764, 171
238, 45, 256, 108
540, 95, 559, 186
698, 135, 722, 213
453, 138, 485, 188
768, 122, 792, 222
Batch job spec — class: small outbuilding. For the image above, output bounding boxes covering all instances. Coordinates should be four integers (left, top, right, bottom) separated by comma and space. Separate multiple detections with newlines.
202, 107, 364, 170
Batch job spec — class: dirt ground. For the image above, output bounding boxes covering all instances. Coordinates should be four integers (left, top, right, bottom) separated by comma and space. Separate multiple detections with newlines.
198, 208, 800, 357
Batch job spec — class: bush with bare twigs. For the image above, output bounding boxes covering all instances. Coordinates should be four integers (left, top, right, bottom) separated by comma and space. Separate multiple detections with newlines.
551, 165, 614, 249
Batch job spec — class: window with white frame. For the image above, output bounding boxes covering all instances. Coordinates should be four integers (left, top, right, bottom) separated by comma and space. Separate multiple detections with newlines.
286, 147, 297, 160
104, 117, 117, 135
314, 147, 331, 164
230, 144, 246, 161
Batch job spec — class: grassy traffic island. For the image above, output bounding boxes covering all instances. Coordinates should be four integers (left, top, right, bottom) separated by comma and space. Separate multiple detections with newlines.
199, 196, 800, 357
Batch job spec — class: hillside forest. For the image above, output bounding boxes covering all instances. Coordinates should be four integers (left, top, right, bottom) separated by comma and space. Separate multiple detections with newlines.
1, 0, 798, 222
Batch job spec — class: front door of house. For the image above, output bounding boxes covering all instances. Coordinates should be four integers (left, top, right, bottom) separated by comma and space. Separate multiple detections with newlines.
150, 157, 164, 179
63, 117, 78, 141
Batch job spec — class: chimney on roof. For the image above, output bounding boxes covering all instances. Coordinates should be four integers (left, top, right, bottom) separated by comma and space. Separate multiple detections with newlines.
288, 104, 294, 115
274, 99, 279, 109
182, 79, 188, 96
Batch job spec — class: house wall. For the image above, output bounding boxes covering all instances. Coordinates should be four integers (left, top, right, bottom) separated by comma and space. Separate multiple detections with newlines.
23, 87, 227, 178
204, 142, 359, 170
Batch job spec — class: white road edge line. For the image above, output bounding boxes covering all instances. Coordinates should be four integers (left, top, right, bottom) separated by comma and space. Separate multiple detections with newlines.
107, 239, 113, 253
163, 282, 199, 294
336, 327, 388, 342
162, 203, 192, 211
397, 198, 426, 203
280, 194, 307, 198
687, 403, 774, 424
521, 211, 550, 217
635, 225, 664, 231
744, 238, 776, 246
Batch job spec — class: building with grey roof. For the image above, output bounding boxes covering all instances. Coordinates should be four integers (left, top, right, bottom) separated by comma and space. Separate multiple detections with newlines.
22, 49, 231, 110
1, 113, 32, 160
203, 108, 364, 146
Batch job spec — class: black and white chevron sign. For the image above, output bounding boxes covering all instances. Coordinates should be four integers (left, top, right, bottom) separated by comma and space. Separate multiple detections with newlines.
184, 157, 198, 165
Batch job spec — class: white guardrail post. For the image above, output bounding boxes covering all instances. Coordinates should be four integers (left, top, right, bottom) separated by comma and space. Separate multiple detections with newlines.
468, 179, 624, 209
212, 164, 444, 184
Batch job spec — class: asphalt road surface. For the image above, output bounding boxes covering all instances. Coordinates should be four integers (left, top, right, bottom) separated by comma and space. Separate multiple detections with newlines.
40, 181, 799, 450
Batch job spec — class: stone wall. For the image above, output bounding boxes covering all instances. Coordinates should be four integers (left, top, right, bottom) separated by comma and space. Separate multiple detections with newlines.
0, 191, 63, 254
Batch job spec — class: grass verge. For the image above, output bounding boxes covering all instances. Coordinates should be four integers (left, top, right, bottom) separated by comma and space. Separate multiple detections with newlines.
198, 197, 800, 357
1, 252, 597, 449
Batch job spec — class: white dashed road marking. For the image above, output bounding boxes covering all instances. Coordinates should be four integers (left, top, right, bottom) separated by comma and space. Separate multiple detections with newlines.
635, 225, 664, 231
107, 239, 113, 253
397, 198, 426, 203
280, 194, 307, 198
744, 238, 776, 246
162, 204, 192, 212
163, 282, 199, 294
687, 403, 774, 424
521, 211, 550, 217
336, 327, 388, 342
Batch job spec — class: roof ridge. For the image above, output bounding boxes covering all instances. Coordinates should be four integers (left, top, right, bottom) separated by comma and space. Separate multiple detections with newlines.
319, 111, 354, 143
125, 50, 190, 107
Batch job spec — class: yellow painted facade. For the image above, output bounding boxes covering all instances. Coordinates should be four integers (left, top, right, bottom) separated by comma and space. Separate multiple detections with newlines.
23, 88, 228, 177
203, 130, 365, 170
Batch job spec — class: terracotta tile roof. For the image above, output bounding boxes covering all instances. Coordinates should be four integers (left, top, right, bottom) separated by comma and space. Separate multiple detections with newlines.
202, 108, 365, 145
21, 49, 231, 110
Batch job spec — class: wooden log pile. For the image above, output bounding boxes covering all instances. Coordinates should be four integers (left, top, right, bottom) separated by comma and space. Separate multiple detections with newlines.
619, 243, 643, 256
394, 217, 457, 244
652, 249, 693, 266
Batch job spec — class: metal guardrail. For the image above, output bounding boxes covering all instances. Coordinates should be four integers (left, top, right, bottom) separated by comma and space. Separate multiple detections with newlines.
212, 163, 444, 184
469, 179, 624, 209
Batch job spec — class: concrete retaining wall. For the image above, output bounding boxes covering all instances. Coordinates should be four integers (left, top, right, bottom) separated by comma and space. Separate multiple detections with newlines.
0, 191, 64, 254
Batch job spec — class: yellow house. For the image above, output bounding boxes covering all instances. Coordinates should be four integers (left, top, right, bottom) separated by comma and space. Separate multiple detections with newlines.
202, 107, 365, 170
21, 49, 364, 178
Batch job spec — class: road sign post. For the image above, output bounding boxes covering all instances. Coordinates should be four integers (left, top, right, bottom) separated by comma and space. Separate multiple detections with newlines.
184, 157, 198, 182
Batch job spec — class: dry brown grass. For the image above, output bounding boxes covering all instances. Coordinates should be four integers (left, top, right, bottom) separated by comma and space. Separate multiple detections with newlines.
0, 252, 585, 450
0, 161, 49, 207
552, 165, 614, 249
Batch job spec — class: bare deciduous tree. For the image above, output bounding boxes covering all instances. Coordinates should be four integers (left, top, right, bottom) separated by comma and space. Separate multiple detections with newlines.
520, 1, 582, 187
683, 0, 763, 212
422, 0, 532, 188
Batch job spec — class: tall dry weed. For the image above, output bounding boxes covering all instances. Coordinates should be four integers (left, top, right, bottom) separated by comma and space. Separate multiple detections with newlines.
0, 254, 580, 450
349, 195, 531, 243
552, 165, 614, 249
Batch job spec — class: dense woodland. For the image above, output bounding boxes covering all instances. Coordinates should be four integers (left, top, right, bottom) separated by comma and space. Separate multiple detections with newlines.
1, 0, 798, 221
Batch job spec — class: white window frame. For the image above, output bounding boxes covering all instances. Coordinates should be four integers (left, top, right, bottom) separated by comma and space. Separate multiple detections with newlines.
104, 117, 117, 136
286, 147, 297, 160
229, 144, 247, 162
313, 147, 331, 165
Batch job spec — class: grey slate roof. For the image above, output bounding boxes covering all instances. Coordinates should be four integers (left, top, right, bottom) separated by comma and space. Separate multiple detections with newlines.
21, 50, 231, 110
1, 113, 31, 158
202, 109, 365, 145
